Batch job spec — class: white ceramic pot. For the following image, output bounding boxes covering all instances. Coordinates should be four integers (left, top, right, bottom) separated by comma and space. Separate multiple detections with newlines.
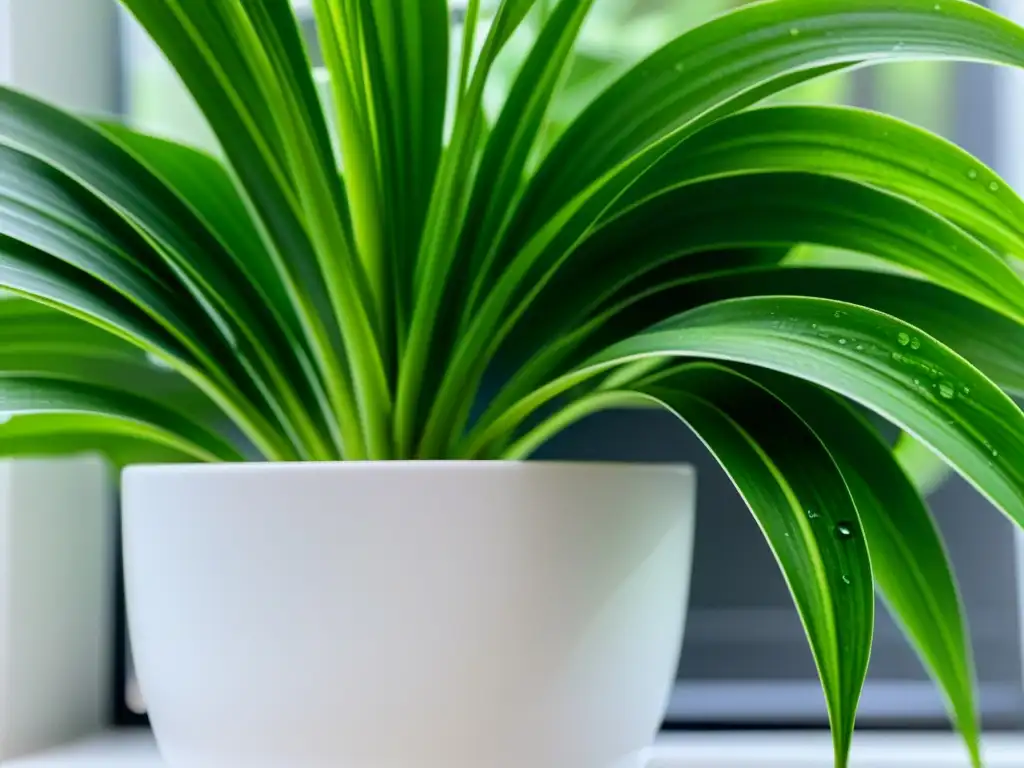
122, 461, 696, 768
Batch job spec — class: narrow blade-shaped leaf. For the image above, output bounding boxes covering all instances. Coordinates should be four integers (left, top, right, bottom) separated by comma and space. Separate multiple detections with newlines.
587, 296, 1024, 528
437, 170, 1024, 455
0, 375, 244, 462
619, 104, 1024, 259
458, 0, 596, 318
120, 0, 382, 458
743, 368, 980, 767
0, 143, 294, 458
518, 0, 1024, 232
555, 267, 1024, 402
636, 363, 872, 767
0, 413, 204, 467
94, 120, 338, 457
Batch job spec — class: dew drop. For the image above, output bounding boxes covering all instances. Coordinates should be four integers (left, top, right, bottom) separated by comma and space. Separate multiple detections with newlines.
836, 522, 856, 539
962, 385, 971, 396
938, 381, 955, 399
855, 344, 865, 352
934, 2, 942, 9
892, 351, 904, 362
993, 448, 1000, 458
842, 574, 852, 585
967, 168, 979, 180
811, 323, 818, 329
807, 509, 821, 520
673, 62, 685, 73
789, 27, 800, 36
897, 332, 910, 346
990, 181, 1001, 193
834, 310, 843, 319
910, 337, 921, 350
838, 338, 847, 345
913, 378, 921, 386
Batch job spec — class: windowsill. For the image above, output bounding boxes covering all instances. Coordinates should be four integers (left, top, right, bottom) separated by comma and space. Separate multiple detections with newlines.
8, 730, 1024, 766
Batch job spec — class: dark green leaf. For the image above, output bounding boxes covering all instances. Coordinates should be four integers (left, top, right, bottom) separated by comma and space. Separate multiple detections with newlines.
588, 296, 1024, 529
742, 368, 980, 767
636, 363, 872, 767
442, 171, 1024, 455
0, 375, 243, 462
619, 104, 1024, 259
519, 0, 1024, 233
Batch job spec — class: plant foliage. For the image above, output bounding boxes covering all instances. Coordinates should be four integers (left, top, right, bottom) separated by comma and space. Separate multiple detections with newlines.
5, 0, 1024, 763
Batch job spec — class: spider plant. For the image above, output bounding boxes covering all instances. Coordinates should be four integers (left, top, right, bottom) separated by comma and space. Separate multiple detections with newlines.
6, 0, 1024, 763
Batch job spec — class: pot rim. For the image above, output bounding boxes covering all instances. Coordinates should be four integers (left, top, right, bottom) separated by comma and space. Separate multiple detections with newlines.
123, 459, 696, 479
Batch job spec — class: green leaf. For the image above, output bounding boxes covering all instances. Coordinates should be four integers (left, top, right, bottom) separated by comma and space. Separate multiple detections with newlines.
397, 0, 596, 454
0, 138, 294, 459
618, 104, 1024, 259
120, 0, 384, 459
395, 0, 577, 455
578, 267, 1024, 401
435, 0, 1024, 447
93, 119, 338, 457
0, 413, 202, 467
0, 297, 243, 464
0, 87, 340, 456
444, 170, 1024, 455
490, 248, 790, 432
92, 119, 301, 342
518, 0, 1024, 234
458, 0, 597, 321
368, 0, 449, 265
741, 369, 980, 767
472, 296, 1024, 537
564, 171, 1024, 327
633, 363, 872, 767
0, 375, 243, 463
313, 0, 448, 345
0, 296, 225, 422
590, 296, 1024, 528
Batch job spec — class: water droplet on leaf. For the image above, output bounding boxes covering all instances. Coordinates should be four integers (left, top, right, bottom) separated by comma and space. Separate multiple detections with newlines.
910, 337, 921, 350
838, 338, 847, 345
967, 168, 979, 180
990, 181, 1001, 193
807, 509, 820, 520
842, 574, 851, 585
938, 381, 955, 399
789, 27, 800, 36
836, 522, 855, 539
897, 332, 910, 346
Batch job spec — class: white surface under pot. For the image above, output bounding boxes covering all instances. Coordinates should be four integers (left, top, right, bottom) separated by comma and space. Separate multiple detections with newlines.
122, 461, 696, 768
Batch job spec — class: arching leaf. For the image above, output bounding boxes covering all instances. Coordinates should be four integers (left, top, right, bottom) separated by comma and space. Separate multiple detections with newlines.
634, 363, 873, 768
